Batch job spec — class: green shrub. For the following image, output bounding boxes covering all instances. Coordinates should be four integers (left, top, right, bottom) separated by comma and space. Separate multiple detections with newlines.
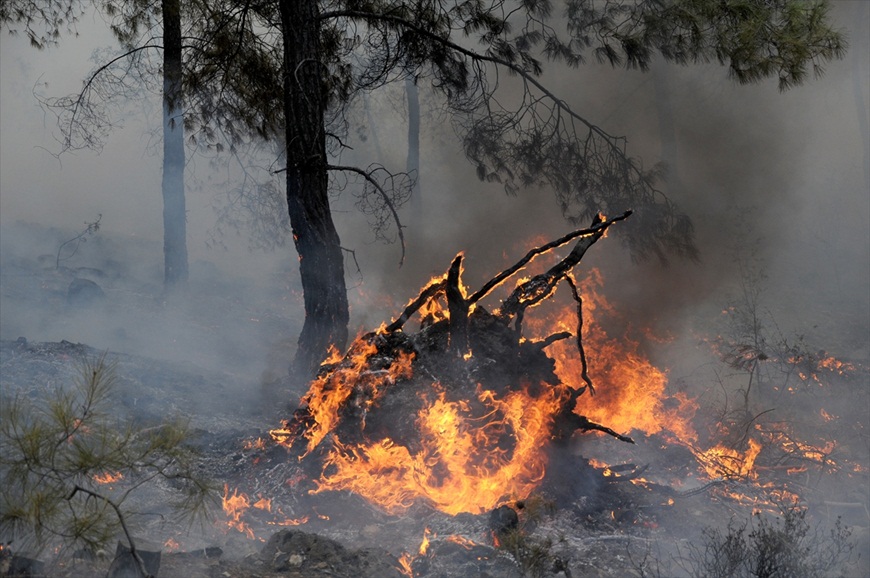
0, 354, 216, 576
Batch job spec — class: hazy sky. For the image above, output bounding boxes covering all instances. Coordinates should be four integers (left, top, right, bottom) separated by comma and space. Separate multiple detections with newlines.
1, 2, 868, 357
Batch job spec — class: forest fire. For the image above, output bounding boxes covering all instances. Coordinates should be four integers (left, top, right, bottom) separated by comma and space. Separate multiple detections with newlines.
310, 383, 564, 515
267, 214, 638, 516
258, 212, 865, 529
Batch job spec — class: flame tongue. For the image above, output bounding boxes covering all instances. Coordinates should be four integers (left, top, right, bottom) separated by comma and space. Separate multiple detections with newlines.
312, 383, 565, 516
271, 265, 672, 516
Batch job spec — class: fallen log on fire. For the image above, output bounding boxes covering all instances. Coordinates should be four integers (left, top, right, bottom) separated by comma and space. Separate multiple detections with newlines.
271, 212, 636, 516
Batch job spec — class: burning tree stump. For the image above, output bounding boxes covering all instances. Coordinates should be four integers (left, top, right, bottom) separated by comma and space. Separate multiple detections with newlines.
271, 212, 635, 515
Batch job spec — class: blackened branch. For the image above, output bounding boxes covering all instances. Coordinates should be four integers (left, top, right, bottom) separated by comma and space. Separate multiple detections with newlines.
565, 274, 595, 396
446, 254, 469, 355
469, 210, 632, 306
385, 278, 447, 333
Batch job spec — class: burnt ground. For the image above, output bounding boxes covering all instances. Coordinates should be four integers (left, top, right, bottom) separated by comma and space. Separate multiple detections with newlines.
0, 338, 702, 578
1, 220, 868, 577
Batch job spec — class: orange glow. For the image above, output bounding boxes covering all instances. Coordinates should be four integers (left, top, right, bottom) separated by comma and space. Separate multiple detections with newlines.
526, 269, 699, 444
446, 534, 477, 549
270, 340, 415, 456
419, 527, 432, 555
420, 294, 448, 323
817, 355, 856, 375
244, 437, 266, 450
270, 260, 852, 517
222, 485, 254, 539
693, 438, 763, 480
310, 383, 564, 515
275, 266, 706, 516
398, 552, 414, 577
270, 515, 309, 526
163, 538, 180, 552
92, 471, 123, 484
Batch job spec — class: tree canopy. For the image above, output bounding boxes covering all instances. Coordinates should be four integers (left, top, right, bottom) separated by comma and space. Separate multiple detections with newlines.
1, 0, 847, 373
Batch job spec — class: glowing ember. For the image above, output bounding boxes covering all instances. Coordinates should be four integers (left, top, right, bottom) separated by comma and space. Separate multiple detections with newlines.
694, 438, 763, 480
92, 471, 123, 484
243, 437, 266, 450
419, 527, 432, 555
222, 485, 254, 539
397, 552, 414, 577
446, 534, 478, 549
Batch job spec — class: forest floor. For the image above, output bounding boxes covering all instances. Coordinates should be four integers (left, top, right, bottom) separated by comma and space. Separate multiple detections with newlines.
1, 220, 867, 577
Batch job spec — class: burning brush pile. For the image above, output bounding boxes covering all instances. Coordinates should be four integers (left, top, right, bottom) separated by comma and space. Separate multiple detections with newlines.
241, 209, 865, 577
2, 213, 866, 577
269, 212, 638, 517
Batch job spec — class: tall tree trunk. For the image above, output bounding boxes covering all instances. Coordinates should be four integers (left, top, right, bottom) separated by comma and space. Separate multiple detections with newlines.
405, 75, 421, 217
280, 0, 349, 376
161, 0, 188, 292
652, 58, 682, 195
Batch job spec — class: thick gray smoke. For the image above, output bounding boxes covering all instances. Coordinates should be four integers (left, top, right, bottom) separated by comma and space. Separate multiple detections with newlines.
1, 2, 867, 390
2, 4, 867, 344
0, 4, 867, 576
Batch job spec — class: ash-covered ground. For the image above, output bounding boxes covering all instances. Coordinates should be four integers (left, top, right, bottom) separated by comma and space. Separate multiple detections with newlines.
1, 220, 867, 578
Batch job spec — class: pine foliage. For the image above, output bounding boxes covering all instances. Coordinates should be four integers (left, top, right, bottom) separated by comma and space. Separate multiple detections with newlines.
0, 354, 215, 556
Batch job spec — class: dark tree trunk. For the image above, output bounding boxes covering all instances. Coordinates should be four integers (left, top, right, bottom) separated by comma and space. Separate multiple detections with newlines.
161, 0, 188, 293
280, 0, 349, 376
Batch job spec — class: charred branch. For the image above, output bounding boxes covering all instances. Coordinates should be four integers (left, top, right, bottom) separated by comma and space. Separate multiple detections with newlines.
385, 278, 447, 333
533, 331, 573, 350
446, 254, 469, 355
553, 410, 635, 444
498, 212, 630, 328
468, 210, 632, 306
565, 275, 595, 396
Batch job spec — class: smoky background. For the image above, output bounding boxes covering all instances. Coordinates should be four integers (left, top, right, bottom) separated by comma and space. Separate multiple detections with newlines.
0, 0, 866, 472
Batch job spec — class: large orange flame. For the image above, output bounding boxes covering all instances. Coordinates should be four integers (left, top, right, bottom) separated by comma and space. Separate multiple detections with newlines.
310, 384, 565, 515
269, 262, 852, 517
525, 269, 699, 443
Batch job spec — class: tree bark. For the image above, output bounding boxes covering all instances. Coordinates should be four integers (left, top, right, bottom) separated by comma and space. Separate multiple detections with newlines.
161, 0, 188, 293
280, 0, 349, 376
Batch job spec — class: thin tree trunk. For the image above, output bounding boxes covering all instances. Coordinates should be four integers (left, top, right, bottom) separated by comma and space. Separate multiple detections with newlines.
161, 0, 188, 292
405, 75, 421, 216
280, 0, 349, 376
652, 58, 681, 194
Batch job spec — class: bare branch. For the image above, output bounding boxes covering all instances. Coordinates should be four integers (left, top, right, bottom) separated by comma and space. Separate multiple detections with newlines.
326, 163, 407, 266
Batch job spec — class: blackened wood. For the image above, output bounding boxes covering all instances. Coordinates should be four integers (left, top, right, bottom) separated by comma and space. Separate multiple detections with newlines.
385, 279, 447, 332
446, 254, 469, 355
468, 210, 631, 306
498, 214, 612, 324
565, 275, 595, 395
107, 541, 161, 578
534, 331, 573, 350
553, 409, 635, 444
